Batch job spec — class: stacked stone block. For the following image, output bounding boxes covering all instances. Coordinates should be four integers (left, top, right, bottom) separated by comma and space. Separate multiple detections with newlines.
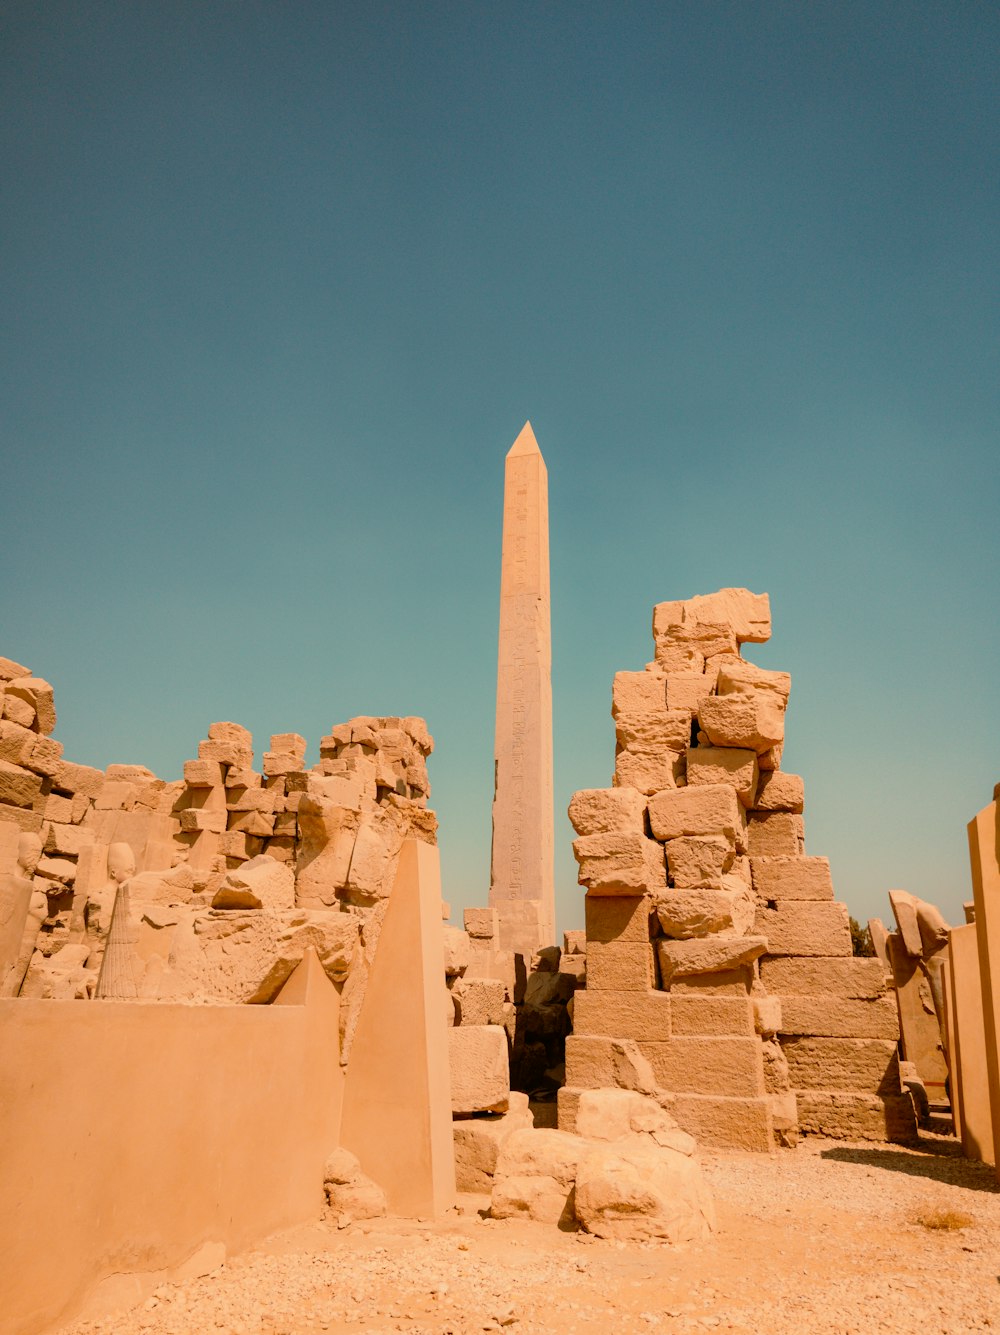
561, 588, 914, 1149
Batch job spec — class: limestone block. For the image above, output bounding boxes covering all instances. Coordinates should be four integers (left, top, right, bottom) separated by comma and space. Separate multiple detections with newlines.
614, 749, 684, 795
795, 1091, 917, 1143
572, 988, 672, 1042
36, 854, 75, 883
698, 694, 784, 755
227, 810, 274, 838
753, 995, 782, 1037
585, 941, 657, 991
453, 1096, 534, 1192
686, 747, 759, 808
449, 1024, 510, 1114
244, 914, 361, 1002
464, 906, 497, 939
179, 807, 227, 834
228, 786, 277, 814
652, 605, 738, 655
0, 803, 42, 833
747, 812, 804, 857
760, 956, 886, 998
52, 761, 104, 799
211, 855, 295, 911
758, 744, 783, 772
43, 822, 93, 857
564, 1035, 657, 1093
716, 659, 790, 704
647, 784, 747, 853
0, 761, 43, 810
345, 805, 408, 900
43, 793, 73, 824
573, 831, 666, 896
669, 995, 755, 1037
563, 929, 586, 955
198, 738, 254, 768
654, 881, 754, 940
568, 787, 647, 837
295, 793, 359, 901
94, 780, 136, 811
777, 994, 899, 1039
671, 1092, 774, 1151
654, 589, 771, 645
323, 1148, 387, 1222
574, 1088, 641, 1142
442, 925, 471, 977
575, 1140, 715, 1242
664, 673, 715, 714
225, 766, 262, 790
640, 1036, 765, 1097
585, 893, 652, 944
615, 710, 692, 755
753, 771, 804, 813
490, 1128, 586, 1224
665, 834, 734, 887
782, 1037, 901, 1094
611, 671, 666, 718
0, 721, 34, 766
183, 759, 223, 788
4, 678, 56, 734
208, 721, 253, 748
761, 1038, 790, 1094
452, 976, 506, 1026
656, 935, 768, 985
750, 856, 833, 901
754, 900, 851, 956
0, 657, 29, 680
25, 735, 62, 777
2, 695, 34, 727
557, 1085, 583, 1133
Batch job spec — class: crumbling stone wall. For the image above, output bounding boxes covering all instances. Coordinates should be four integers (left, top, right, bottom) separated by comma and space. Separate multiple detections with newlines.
561, 588, 915, 1149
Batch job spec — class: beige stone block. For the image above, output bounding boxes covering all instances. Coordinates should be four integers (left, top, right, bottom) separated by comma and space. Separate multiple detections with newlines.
687, 747, 759, 808
0, 803, 42, 833
43, 793, 73, 824
0, 657, 29, 680
656, 935, 768, 985
698, 694, 784, 755
198, 738, 254, 768
5, 677, 56, 734
611, 671, 666, 718
463, 906, 497, 939
451, 977, 506, 1026
453, 1098, 534, 1192
664, 673, 715, 714
647, 784, 747, 852
36, 854, 75, 883
573, 831, 666, 897
227, 810, 274, 837
572, 988, 671, 1041
94, 780, 134, 811
0, 720, 35, 766
44, 823, 93, 857
752, 995, 782, 1037
670, 968, 755, 995
758, 744, 783, 772
263, 752, 303, 778
212, 854, 295, 910
585, 893, 653, 945
640, 1036, 765, 1097
586, 940, 657, 991
654, 589, 771, 645
615, 710, 692, 755
795, 1091, 916, 1143
568, 787, 646, 837
669, 995, 755, 1037
574, 1140, 715, 1243
760, 956, 886, 998
228, 786, 276, 814
753, 771, 804, 813
671, 1093, 774, 1150
782, 1037, 900, 1094
654, 881, 755, 940
225, 766, 261, 790
2, 694, 35, 727
564, 1035, 656, 1092
716, 659, 790, 703
747, 811, 804, 856
52, 761, 104, 799
0, 761, 43, 810
218, 830, 261, 861
24, 736, 63, 778
449, 1024, 510, 1114
665, 835, 734, 887
563, 929, 586, 955
755, 900, 851, 956
442, 925, 471, 977
750, 856, 833, 901
183, 759, 224, 788
614, 750, 684, 795
778, 994, 899, 1039
179, 807, 227, 834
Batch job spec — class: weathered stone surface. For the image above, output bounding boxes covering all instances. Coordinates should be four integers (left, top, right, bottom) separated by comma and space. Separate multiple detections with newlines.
716, 659, 790, 703
585, 941, 657, 991
686, 748, 759, 808
615, 710, 692, 754
568, 788, 646, 837
463, 906, 497, 939
0, 721, 34, 767
750, 856, 833, 901
795, 1091, 917, 1143
657, 935, 767, 984
210, 855, 295, 911
754, 901, 851, 956
752, 995, 782, 1037
564, 1035, 657, 1093
451, 976, 506, 1026
5, 678, 56, 734
574, 1140, 715, 1242
664, 674, 716, 714
778, 994, 900, 1039
490, 1128, 585, 1224
442, 925, 471, 977
323, 1148, 387, 1222
760, 956, 886, 998
449, 1024, 510, 1114
0, 761, 43, 810
783, 1037, 901, 1094
52, 760, 104, 799
747, 811, 804, 857
647, 784, 747, 852
572, 988, 672, 1042
640, 1036, 765, 1098
614, 749, 684, 795
654, 880, 755, 940
698, 694, 784, 755
573, 832, 666, 896
665, 834, 734, 888
753, 771, 804, 813
671, 1092, 774, 1151
654, 589, 771, 645
669, 995, 755, 1037
453, 1105, 534, 1193
611, 671, 666, 718
585, 893, 652, 945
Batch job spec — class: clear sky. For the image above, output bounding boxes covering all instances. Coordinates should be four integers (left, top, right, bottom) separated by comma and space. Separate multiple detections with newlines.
2, 2, 997, 934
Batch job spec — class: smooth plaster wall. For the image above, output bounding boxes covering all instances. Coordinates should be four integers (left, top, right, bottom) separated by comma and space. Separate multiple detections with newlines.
0, 952, 342, 1335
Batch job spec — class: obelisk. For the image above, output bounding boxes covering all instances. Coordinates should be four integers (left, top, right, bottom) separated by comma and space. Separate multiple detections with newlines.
489, 422, 555, 956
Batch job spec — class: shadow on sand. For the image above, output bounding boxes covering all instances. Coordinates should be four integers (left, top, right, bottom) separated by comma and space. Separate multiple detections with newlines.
821, 1138, 1000, 1194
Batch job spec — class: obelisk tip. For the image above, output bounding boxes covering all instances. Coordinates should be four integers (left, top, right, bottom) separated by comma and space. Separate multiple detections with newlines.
506, 421, 541, 458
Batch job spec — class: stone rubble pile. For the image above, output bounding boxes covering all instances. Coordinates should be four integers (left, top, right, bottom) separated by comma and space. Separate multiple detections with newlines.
561, 588, 915, 1149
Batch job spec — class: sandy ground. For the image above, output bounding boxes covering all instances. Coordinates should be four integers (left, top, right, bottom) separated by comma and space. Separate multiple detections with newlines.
59, 1131, 1000, 1335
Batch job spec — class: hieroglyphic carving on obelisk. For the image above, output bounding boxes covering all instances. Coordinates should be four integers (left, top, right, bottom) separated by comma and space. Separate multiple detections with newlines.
489, 422, 555, 956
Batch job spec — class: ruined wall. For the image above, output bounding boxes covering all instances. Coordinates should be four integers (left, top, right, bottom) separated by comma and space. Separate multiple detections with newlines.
561, 588, 915, 1149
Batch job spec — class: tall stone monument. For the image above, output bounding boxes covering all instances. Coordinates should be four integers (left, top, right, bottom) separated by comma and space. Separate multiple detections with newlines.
489, 422, 555, 956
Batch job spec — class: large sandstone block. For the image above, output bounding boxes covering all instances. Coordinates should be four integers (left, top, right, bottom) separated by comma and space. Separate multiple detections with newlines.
716, 659, 789, 703
669, 995, 755, 1037
664, 673, 716, 714
568, 788, 646, 837
585, 893, 653, 944
754, 901, 851, 956
614, 750, 684, 795
564, 1036, 656, 1092
44, 823, 93, 857
211, 854, 295, 910
52, 761, 105, 800
654, 881, 755, 940
751, 856, 833, 901
463, 906, 497, 939
665, 834, 734, 887
0, 761, 43, 810
639, 1037, 765, 1097
451, 976, 506, 1026
747, 811, 804, 857
657, 935, 767, 985
778, 994, 899, 1039
573, 832, 666, 896
782, 1037, 900, 1094
449, 1025, 510, 1114
25, 735, 62, 778
753, 771, 804, 813
615, 710, 692, 754
586, 941, 657, 991
5, 677, 56, 734
795, 1091, 917, 1143
670, 966, 755, 996
453, 1094, 534, 1192
572, 988, 672, 1042
0, 803, 42, 833
671, 1093, 774, 1151
686, 747, 759, 808
611, 671, 667, 718
654, 589, 771, 645
647, 785, 747, 852
0, 721, 35, 767
490, 1128, 586, 1224
698, 694, 784, 755
574, 1140, 715, 1243
0, 657, 30, 680
760, 956, 886, 999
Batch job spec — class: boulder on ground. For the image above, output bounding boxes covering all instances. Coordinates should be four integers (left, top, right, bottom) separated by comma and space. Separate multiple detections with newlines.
490, 1127, 587, 1225
323, 1147, 386, 1223
453, 1092, 533, 1192
574, 1139, 716, 1242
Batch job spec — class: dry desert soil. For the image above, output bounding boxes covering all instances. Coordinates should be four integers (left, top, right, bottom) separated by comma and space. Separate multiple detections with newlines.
58, 1131, 1000, 1335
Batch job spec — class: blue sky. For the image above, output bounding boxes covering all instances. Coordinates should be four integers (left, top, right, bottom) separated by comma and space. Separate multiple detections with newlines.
2, 1, 997, 933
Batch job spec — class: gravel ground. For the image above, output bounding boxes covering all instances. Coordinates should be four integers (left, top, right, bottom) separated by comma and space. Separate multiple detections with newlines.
57, 1131, 1000, 1335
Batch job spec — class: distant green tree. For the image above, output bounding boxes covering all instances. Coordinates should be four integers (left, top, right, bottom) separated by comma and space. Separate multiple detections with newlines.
850, 916, 875, 957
